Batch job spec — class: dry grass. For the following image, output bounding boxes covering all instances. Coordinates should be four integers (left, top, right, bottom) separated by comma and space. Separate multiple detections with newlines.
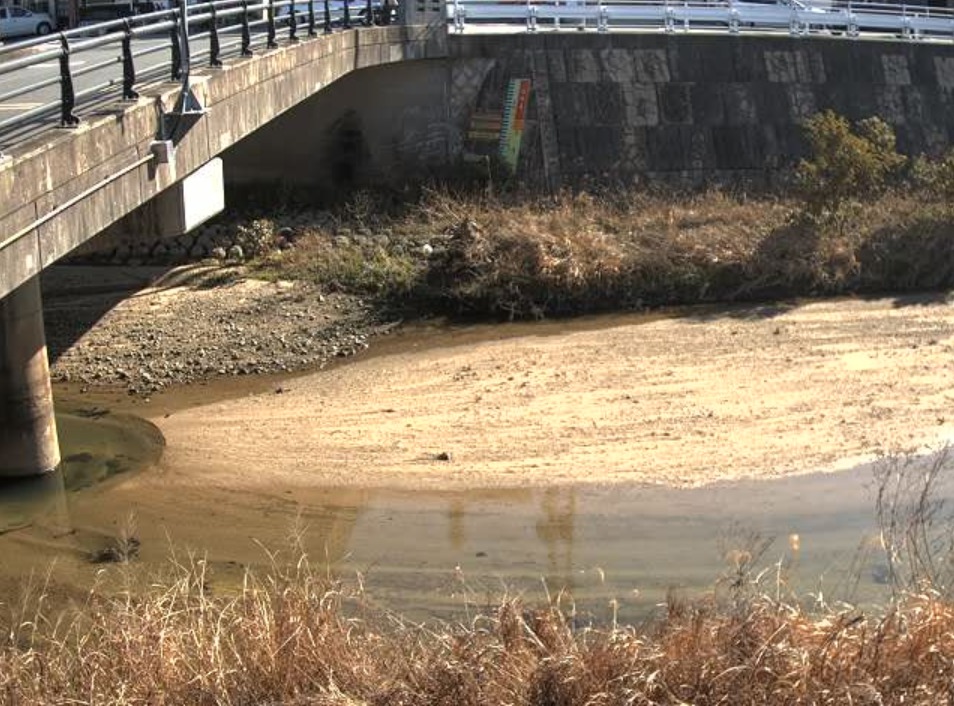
250, 186, 954, 320
2, 556, 954, 704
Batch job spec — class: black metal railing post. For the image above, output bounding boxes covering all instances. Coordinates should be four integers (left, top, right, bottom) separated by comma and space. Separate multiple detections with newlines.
343, 0, 351, 28
170, 9, 182, 80
365, 0, 372, 25
266, 0, 277, 47
308, 0, 316, 35
289, 0, 299, 40
209, 3, 222, 66
58, 33, 79, 126
323, 0, 332, 32
121, 19, 138, 100
381, 0, 391, 24
241, 0, 252, 55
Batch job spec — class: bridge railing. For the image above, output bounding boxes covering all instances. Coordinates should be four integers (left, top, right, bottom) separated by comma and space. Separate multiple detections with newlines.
0, 0, 393, 150
448, 0, 954, 38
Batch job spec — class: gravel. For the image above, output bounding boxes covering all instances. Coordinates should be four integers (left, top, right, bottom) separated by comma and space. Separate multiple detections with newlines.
42, 265, 393, 396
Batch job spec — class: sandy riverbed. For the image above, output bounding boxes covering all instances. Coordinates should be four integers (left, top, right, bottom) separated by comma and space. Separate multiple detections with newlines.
142, 292, 954, 490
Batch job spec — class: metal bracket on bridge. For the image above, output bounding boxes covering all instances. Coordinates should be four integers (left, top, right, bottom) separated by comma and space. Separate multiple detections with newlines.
847, 13, 859, 37
289, 0, 300, 41
241, 1, 253, 55
161, 88, 206, 143
453, 0, 465, 32
267, 0, 278, 48
161, 0, 206, 144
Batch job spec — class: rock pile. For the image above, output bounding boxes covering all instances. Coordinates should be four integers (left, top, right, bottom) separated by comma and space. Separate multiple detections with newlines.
68, 212, 336, 267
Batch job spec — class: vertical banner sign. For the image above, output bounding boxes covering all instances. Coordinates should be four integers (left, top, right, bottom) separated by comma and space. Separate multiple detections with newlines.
498, 78, 532, 171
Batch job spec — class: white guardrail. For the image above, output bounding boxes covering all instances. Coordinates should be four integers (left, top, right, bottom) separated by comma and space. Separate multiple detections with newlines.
448, 0, 954, 38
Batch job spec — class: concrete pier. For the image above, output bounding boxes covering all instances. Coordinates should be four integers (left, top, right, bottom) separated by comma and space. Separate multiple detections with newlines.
0, 277, 59, 477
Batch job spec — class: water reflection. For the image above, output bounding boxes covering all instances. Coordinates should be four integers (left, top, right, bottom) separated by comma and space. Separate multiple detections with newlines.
535, 488, 576, 594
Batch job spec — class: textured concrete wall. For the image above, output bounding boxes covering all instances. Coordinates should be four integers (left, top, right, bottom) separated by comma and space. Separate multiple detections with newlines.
224, 58, 453, 188
0, 25, 447, 300
450, 34, 954, 188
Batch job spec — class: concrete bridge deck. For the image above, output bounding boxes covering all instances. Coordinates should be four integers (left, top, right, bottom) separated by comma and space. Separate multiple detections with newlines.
0, 23, 445, 302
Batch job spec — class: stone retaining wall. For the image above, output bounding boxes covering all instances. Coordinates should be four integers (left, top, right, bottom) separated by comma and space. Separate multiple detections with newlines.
225, 33, 954, 190
448, 33, 954, 188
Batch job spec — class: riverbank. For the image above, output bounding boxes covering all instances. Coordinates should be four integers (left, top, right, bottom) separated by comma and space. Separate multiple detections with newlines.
46, 266, 954, 490
152, 294, 954, 490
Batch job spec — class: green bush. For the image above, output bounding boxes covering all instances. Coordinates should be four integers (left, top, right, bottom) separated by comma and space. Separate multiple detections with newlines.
796, 111, 905, 213
909, 151, 954, 202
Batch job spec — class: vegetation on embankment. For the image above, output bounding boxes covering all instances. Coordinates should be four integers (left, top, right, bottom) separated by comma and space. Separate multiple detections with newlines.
239, 111, 954, 320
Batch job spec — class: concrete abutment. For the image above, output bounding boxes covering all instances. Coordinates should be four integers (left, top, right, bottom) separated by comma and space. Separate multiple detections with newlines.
0, 277, 59, 478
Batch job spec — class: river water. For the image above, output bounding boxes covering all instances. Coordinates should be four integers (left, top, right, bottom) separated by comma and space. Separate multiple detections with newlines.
1, 315, 952, 623
0, 424, 920, 621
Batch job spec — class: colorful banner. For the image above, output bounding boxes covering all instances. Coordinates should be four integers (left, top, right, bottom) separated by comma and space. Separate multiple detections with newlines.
498, 78, 532, 171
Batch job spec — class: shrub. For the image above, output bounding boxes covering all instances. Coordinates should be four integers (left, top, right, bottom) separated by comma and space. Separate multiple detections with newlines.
796, 111, 905, 213
909, 150, 954, 202
235, 218, 277, 257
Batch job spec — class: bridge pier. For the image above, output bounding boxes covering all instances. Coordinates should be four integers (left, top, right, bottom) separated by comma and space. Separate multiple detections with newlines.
0, 277, 59, 478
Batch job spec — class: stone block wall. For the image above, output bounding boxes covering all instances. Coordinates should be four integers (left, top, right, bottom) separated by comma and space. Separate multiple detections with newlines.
448, 34, 954, 188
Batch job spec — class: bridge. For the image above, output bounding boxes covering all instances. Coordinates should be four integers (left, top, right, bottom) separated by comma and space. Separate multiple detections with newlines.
1, 0, 953, 476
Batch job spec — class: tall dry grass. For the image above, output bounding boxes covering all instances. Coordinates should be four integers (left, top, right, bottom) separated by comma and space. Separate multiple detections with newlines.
251, 186, 954, 320
2, 549, 954, 704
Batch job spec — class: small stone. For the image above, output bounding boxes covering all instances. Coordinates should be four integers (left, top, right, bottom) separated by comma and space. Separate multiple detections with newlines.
434, 451, 452, 461
211, 246, 227, 260
227, 244, 245, 261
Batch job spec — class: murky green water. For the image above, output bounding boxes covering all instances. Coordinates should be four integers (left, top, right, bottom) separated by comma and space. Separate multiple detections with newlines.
0, 411, 163, 536
2, 406, 945, 622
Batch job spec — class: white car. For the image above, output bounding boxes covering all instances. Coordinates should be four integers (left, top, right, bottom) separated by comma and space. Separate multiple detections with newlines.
0, 6, 54, 39
730, 0, 833, 28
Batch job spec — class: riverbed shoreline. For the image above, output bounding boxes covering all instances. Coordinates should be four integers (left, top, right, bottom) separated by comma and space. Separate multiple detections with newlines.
44, 264, 954, 491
